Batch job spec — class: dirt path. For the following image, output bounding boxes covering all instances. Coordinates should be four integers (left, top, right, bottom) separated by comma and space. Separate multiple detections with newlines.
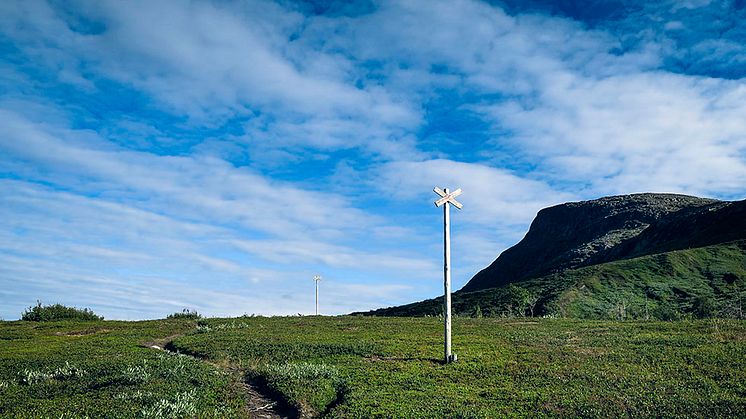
142, 334, 290, 418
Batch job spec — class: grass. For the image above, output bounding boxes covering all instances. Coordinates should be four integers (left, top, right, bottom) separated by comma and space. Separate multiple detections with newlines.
0, 319, 247, 418
174, 316, 746, 418
2, 316, 745, 417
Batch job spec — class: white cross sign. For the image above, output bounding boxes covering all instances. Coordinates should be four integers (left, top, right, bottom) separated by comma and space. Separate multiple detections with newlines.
433, 187, 463, 209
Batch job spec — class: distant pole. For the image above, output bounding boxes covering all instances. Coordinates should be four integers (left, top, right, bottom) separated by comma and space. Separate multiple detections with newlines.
313, 275, 321, 315
433, 186, 462, 363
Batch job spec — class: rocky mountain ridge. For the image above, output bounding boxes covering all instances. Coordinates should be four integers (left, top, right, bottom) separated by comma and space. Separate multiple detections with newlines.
462, 193, 728, 292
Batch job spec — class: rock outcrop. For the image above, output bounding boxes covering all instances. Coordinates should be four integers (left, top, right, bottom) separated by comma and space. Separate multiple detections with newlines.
461, 193, 723, 292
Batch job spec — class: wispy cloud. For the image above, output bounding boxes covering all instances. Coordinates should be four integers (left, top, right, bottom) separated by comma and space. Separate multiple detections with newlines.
479, 72, 746, 197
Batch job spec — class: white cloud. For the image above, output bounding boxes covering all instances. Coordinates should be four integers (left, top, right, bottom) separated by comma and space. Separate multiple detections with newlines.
377, 159, 573, 226
0, 109, 380, 240
480, 72, 746, 197
0, 0, 424, 160
228, 238, 437, 275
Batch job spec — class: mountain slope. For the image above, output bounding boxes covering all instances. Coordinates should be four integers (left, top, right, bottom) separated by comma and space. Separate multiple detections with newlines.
363, 240, 746, 319
463, 194, 720, 292
463, 193, 738, 292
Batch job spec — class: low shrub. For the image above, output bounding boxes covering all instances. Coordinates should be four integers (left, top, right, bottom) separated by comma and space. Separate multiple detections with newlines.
21, 301, 102, 322
20, 369, 52, 385
20, 362, 86, 385
122, 362, 151, 384
166, 309, 201, 320
155, 351, 197, 380
140, 390, 197, 418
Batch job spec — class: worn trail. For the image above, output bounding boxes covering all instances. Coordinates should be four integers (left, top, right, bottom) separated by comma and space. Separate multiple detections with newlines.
143, 333, 289, 419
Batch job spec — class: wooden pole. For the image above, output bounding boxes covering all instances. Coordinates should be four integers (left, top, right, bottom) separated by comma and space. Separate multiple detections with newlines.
443, 188, 452, 363
433, 186, 461, 364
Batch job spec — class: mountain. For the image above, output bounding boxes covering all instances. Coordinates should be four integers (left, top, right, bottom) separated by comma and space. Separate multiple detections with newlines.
462, 193, 721, 292
361, 193, 746, 320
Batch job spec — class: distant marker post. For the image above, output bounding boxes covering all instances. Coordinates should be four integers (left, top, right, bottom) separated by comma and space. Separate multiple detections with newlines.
313, 275, 322, 315
434, 186, 462, 363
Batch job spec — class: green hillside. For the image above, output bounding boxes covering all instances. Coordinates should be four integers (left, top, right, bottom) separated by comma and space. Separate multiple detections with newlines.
365, 241, 746, 320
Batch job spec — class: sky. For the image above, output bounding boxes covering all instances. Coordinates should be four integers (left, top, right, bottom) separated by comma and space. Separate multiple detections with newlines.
1, 0, 745, 320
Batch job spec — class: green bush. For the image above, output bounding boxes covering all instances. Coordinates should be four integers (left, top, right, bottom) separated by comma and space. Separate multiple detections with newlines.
694, 295, 716, 318
21, 301, 103, 322
166, 309, 201, 320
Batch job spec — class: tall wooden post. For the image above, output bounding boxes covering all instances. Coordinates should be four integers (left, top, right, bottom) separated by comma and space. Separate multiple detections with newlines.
434, 186, 462, 364
443, 188, 452, 362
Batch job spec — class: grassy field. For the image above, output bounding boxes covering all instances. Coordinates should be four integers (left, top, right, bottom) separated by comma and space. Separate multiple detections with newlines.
1, 317, 745, 418
0, 319, 248, 418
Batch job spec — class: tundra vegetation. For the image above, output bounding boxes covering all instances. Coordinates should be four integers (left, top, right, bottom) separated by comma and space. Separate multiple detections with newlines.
1, 314, 745, 418
166, 309, 202, 320
21, 301, 103, 322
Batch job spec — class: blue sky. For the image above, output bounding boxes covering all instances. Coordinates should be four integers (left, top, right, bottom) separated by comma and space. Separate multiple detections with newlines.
1, 0, 745, 319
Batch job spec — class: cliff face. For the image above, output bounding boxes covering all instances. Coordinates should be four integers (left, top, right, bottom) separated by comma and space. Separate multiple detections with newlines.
598, 198, 746, 262
461, 193, 721, 292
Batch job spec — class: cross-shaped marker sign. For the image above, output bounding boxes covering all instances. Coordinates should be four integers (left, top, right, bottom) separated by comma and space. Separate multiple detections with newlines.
433, 186, 462, 364
434, 187, 463, 209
